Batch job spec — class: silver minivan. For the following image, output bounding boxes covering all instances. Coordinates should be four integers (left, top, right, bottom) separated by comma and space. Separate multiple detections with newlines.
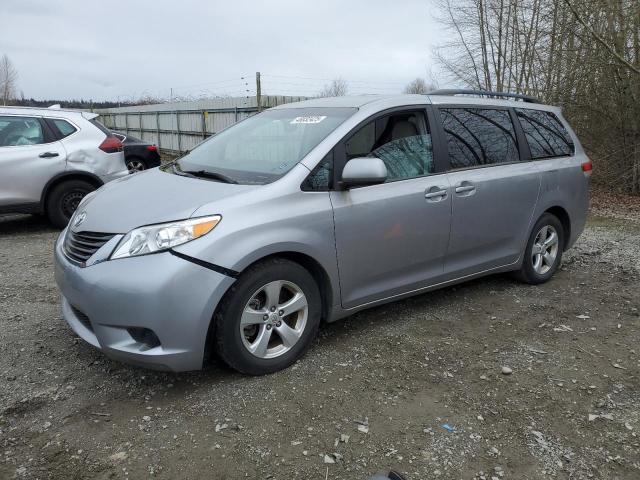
0, 106, 128, 227
54, 91, 591, 374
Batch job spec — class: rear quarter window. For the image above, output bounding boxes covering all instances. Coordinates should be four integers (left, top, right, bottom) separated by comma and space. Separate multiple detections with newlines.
515, 109, 574, 159
50, 119, 77, 139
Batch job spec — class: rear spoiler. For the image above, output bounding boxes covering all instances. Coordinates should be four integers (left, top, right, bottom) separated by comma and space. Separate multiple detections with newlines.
81, 111, 99, 120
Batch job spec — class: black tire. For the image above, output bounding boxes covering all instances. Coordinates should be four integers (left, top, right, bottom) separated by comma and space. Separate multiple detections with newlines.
514, 213, 564, 284
126, 156, 147, 173
46, 180, 95, 229
214, 258, 322, 375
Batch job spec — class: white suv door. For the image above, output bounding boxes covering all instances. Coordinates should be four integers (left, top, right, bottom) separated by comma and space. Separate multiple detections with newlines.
0, 115, 67, 208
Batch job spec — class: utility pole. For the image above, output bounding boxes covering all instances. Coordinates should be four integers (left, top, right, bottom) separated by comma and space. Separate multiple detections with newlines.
256, 72, 262, 112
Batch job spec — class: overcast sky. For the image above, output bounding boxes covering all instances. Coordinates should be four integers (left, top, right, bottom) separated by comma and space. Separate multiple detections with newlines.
0, 0, 445, 101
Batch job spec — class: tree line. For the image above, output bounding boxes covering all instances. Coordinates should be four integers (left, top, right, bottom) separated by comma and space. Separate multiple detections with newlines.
433, 0, 640, 194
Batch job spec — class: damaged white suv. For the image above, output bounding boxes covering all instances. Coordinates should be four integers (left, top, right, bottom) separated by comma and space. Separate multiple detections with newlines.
0, 106, 129, 227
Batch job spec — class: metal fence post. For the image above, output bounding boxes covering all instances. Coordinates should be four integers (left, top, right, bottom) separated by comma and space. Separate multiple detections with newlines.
234, 106, 238, 122
156, 112, 161, 150
201, 110, 207, 140
176, 111, 182, 153
139, 112, 143, 138
124, 112, 129, 134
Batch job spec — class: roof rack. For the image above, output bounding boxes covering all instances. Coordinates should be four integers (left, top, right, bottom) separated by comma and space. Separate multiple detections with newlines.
428, 89, 542, 104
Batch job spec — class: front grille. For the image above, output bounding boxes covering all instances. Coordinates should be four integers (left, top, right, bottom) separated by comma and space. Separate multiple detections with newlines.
70, 304, 93, 332
63, 230, 115, 265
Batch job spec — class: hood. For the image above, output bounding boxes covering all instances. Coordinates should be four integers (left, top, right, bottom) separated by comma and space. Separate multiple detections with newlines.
73, 168, 256, 234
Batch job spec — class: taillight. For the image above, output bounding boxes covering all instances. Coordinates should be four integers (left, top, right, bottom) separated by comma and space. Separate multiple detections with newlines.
581, 160, 593, 173
99, 136, 123, 153
146, 145, 158, 152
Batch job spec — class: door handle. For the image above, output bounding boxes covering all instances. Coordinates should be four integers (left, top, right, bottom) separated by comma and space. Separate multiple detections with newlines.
455, 183, 476, 195
425, 187, 448, 201
425, 189, 447, 199
39, 152, 59, 158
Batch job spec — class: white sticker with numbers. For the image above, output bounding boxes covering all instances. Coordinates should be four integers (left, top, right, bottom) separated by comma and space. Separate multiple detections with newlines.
290, 116, 327, 124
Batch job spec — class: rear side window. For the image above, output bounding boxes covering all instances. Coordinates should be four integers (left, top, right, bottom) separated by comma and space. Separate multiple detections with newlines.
515, 109, 574, 159
51, 119, 77, 138
440, 108, 519, 169
344, 110, 434, 182
0, 116, 44, 146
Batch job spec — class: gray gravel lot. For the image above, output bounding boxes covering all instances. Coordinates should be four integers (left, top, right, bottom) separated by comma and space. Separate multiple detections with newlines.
1, 211, 639, 480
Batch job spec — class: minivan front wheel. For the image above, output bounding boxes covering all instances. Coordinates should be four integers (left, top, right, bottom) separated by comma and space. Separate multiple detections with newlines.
515, 213, 564, 284
214, 258, 321, 375
46, 180, 95, 229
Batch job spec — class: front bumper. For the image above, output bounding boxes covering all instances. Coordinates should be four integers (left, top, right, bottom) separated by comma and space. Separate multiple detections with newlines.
54, 231, 235, 371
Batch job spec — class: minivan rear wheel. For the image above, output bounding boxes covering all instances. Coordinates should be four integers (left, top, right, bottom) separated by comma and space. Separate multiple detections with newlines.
515, 213, 564, 284
46, 179, 95, 229
214, 258, 321, 375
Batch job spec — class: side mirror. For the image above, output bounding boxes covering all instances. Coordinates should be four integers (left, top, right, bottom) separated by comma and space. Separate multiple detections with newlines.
341, 157, 387, 188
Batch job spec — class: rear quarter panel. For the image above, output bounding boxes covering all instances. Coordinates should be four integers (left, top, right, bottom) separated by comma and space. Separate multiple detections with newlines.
61, 118, 126, 178
530, 111, 589, 250
533, 153, 589, 249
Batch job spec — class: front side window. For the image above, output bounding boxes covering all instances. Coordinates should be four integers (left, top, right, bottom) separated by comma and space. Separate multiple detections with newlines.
516, 108, 574, 159
177, 107, 356, 185
345, 111, 434, 182
302, 152, 333, 191
0, 116, 44, 147
440, 108, 519, 169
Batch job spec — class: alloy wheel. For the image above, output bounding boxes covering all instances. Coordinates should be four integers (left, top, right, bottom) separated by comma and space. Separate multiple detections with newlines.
239, 280, 308, 359
127, 159, 146, 173
531, 225, 559, 275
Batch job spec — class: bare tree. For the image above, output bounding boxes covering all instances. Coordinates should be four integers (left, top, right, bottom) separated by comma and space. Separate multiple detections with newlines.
318, 77, 348, 97
433, 0, 640, 194
0, 54, 18, 106
403, 77, 436, 94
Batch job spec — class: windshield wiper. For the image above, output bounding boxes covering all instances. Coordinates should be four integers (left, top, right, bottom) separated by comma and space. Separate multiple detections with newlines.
181, 170, 238, 184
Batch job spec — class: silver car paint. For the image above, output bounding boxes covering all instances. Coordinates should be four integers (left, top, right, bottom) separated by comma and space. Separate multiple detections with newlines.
0, 107, 128, 210
330, 174, 452, 308
444, 161, 541, 277
0, 139, 67, 206
75, 167, 257, 233
54, 94, 589, 371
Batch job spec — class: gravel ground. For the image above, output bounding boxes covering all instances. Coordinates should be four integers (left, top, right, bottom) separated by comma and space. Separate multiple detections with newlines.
1, 208, 639, 480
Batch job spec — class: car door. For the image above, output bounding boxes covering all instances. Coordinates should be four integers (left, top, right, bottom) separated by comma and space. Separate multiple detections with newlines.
330, 107, 451, 309
0, 115, 66, 207
435, 106, 541, 277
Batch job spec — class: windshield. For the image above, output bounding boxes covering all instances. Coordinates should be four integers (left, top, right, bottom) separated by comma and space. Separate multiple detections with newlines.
175, 107, 356, 184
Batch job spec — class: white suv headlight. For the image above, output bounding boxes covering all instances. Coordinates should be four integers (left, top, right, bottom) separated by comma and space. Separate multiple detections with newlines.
110, 215, 221, 259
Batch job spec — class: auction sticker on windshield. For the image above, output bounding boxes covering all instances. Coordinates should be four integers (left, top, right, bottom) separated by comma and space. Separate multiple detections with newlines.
290, 116, 327, 124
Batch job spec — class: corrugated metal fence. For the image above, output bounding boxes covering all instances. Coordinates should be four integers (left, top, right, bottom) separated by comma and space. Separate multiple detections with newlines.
97, 95, 308, 154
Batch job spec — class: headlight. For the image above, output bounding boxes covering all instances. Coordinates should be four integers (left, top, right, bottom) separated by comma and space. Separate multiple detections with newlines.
110, 215, 221, 259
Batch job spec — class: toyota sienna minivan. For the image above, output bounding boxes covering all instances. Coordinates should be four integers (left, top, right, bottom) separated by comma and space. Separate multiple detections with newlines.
54, 91, 590, 375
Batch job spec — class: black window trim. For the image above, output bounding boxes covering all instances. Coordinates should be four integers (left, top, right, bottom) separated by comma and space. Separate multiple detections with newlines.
432, 104, 530, 173
300, 149, 334, 192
